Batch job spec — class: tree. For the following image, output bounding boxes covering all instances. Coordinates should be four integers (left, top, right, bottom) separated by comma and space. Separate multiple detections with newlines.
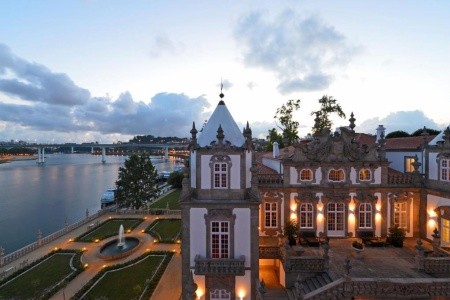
385, 130, 410, 139
168, 171, 184, 188
273, 99, 301, 146
265, 128, 284, 151
115, 154, 159, 209
311, 95, 346, 134
411, 128, 440, 137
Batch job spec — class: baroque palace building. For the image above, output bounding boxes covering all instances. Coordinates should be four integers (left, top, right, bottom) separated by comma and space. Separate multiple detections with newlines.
180, 94, 450, 299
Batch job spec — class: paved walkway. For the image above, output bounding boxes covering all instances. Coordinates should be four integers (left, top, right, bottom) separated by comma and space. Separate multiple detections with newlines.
0, 213, 182, 300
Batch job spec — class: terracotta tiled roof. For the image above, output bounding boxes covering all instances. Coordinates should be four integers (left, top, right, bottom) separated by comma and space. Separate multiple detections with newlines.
385, 135, 436, 150
255, 151, 279, 174
354, 133, 376, 146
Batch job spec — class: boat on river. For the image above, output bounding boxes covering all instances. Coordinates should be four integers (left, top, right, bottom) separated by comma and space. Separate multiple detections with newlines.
100, 188, 116, 207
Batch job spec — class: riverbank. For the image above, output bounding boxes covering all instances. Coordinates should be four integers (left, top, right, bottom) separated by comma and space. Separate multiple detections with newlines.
0, 155, 37, 164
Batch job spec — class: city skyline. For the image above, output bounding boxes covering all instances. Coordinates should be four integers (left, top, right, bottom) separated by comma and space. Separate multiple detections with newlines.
1, 1, 450, 143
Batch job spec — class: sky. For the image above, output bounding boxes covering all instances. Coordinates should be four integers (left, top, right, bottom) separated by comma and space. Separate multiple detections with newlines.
0, 1, 450, 144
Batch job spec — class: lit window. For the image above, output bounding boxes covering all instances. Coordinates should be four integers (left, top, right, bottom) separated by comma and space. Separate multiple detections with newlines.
359, 169, 371, 181
265, 203, 277, 228
394, 202, 407, 228
299, 203, 313, 228
211, 221, 229, 258
405, 157, 415, 173
214, 162, 228, 188
441, 159, 450, 182
300, 169, 313, 181
328, 169, 345, 182
211, 289, 231, 300
442, 218, 450, 245
359, 203, 372, 228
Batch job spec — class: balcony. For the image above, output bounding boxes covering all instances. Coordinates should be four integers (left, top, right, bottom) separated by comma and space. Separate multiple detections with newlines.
194, 255, 245, 276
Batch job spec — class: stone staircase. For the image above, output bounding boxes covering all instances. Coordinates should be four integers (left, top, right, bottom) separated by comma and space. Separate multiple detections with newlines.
285, 272, 335, 298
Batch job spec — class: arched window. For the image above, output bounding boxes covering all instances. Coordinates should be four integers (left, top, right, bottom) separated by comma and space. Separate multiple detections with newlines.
299, 203, 313, 228
300, 169, 313, 181
359, 203, 372, 228
328, 169, 345, 182
359, 169, 372, 181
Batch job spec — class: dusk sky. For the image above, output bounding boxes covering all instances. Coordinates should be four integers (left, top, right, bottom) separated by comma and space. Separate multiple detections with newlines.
1, 1, 449, 143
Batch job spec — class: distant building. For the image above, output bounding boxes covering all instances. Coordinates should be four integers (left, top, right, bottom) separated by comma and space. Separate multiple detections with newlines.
181, 94, 450, 299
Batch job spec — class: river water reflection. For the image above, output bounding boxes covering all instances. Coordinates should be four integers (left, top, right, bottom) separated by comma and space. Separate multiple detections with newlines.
0, 154, 182, 254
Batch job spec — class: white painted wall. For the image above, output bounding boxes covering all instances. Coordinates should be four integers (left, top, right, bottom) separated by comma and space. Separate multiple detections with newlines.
386, 151, 424, 173
190, 208, 207, 265
290, 167, 298, 185
234, 208, 251, 268
235, 271, 251, 299
374, 167, 381, 184
315, 168, 322, 183
245, 151, 251, 188
429, 152, 439, 180
262, 157, 282, 174
426, 194, 450, 239
230, 155, 241, 189
350, 168, 357, 184
190, 152, 196, 188
200, 155, 212, 189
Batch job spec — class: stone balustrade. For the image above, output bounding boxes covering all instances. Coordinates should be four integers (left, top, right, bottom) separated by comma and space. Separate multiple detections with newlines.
194, 255, 245, 276
423, 257, 450, 275
387, 173, 414, 185
257, 174, 284, 187
259, 246, 281, 259
303, 277, 450, 299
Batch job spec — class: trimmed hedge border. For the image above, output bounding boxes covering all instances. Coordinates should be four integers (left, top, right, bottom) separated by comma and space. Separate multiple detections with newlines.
71, 251, 174, 300
0, 249, 84, 300
144, 218, 181, 244
74, 218, 144, 242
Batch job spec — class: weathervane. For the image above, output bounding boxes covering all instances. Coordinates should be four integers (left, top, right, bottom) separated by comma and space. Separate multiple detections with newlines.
220, 78, 224, 99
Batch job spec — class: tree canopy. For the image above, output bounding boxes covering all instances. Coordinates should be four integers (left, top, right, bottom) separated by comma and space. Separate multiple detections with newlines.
411, 128, 440, 137
272, 99, 301, 146
311, 95, 346, 134
265, 128, 284, 151
167, 171, 184, 189
385, 130, 410, 139
115, 154, 159, 209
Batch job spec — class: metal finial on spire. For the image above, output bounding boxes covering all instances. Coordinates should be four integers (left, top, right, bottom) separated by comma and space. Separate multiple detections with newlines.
219, 78, 224, 99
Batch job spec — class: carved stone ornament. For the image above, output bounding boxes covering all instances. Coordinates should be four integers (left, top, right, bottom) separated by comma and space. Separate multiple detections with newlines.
295, 192, 319, 203
354, 192, 378, 204
293, 127, 378, 163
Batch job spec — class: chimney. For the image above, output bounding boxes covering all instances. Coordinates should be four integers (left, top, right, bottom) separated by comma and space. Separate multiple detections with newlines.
273, 142, 279, 158
376, 125, 386, 143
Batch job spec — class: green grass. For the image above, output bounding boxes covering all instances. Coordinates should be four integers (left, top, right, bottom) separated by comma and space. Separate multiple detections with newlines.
149, 189, 181, 209
80, 253, 170, 300
145, 219, 181, 243
75, 218, 143, 242
0, 253, 75, 299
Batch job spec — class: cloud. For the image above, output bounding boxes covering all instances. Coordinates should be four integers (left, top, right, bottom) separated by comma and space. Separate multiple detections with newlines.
149, 35, 185, 58
0, 44, 90, 106
357, 110, 441, 135
234, 10, 359, 94
0, 44, 211, 142
247, 81, 257, 90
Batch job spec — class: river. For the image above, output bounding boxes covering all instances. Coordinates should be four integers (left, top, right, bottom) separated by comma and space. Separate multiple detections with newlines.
0, 153, 183, 254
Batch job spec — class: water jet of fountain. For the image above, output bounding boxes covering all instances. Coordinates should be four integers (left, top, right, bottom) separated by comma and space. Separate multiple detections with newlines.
117, 224, 125, 248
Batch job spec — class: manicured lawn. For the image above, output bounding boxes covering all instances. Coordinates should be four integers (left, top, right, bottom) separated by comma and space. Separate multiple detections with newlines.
149, 189, 181, 209
145, 219, 181, 243
76, 218, 143, 242
78, 252, 172, 300
0, 253, 76, 299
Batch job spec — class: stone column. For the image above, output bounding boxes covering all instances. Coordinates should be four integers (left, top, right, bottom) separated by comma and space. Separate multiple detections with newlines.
432, 228, 440, 252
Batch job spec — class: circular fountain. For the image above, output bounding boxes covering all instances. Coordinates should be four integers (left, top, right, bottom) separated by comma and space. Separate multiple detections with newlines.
99, 224, 141, 260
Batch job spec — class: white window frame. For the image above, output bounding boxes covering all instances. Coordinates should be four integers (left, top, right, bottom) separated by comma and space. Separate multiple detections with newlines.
211, 221, 229, 259
359, 169, 372, 181
299, 203, 314, 228
359, 203, 372, 229
327, 202, 345, 231
265, 202, 277, 228
210, 289, 231, 300
300, 169, 313, 181
394, 202, 407, 228
441, 159, 450, 182
328, 169, 345, 182
214, 162, 228, 189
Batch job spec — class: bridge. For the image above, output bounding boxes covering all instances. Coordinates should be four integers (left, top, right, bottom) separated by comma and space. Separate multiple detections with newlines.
0, 143, 189, 164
